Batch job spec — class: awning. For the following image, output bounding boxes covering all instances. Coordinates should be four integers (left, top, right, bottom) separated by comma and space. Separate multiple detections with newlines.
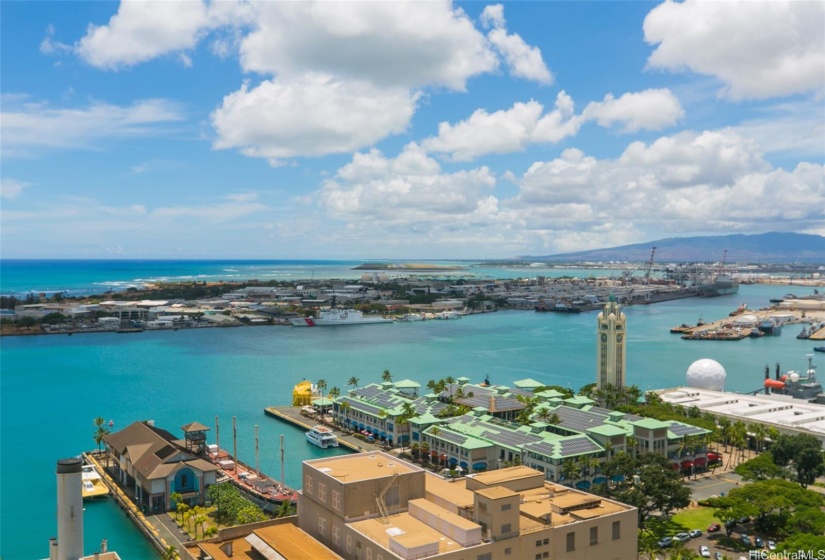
575, 481, 591, 490
431, 451, 439, 457
460, 461, 468, 469
694, 457, 706, 465
611, 474, 625, 482
593, 476, 607, 485
707, 453, 721, 460
379, 431, 386, 437
440, 454, 447, 460
472, 462, 487, 470
449, 457, 458, 465
681, 460, 694, 467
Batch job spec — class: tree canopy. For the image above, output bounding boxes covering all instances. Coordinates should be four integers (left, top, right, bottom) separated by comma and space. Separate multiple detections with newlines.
770, 434, 825, 488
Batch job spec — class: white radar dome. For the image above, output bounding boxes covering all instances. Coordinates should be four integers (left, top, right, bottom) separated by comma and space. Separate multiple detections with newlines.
686, 359, 727, 391
789, 372, 800, 383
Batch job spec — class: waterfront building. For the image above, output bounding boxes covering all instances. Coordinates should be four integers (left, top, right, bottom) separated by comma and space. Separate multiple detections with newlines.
103, 421, 219, 513
333, 380, 710, 484
659, 386, 825, 447
298, 453, 638, 560
596, 297, 627, 390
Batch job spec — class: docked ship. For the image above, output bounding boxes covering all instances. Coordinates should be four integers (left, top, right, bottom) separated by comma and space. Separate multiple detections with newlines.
306, 425, 339, 449
290, 308, 393, 327
696, 274, 739, 297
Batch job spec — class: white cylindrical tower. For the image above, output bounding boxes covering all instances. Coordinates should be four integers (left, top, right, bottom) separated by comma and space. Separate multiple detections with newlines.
56, 457, 84, 560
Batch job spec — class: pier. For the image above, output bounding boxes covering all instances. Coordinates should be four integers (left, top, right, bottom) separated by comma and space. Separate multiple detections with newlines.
264, 406, 388, 454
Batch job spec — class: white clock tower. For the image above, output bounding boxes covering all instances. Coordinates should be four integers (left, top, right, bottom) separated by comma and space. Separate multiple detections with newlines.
596, 296, 626, 390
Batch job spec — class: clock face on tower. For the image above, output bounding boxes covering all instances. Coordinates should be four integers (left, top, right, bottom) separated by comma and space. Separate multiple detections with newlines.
617, 334, 623, 343
601, 333, 607, 342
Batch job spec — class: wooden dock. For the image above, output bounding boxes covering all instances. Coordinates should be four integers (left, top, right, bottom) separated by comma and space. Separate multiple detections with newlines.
263, 406, 388, 454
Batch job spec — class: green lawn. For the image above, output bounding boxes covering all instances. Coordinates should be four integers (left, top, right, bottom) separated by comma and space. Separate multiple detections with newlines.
672, 507, 719, 530
644, 506, 718, 539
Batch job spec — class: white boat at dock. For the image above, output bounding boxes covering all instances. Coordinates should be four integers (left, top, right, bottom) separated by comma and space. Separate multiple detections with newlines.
81, 462, 109, 500
306, 425, 339, 448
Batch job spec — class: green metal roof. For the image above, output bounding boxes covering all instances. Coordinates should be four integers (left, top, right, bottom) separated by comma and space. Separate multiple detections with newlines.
631, 417, 671, 430
513, 378, 545, 389
586, 424, 626, 437
394, 379, 421, 389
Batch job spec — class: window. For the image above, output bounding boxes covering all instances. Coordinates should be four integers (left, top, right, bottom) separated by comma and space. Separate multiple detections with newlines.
477, 554, 492, 560
501, 503, 511, 511
536, 555, 542, 560
501, 523, 511, 534
366, 548, 373, 560
536, 540, 542, 547
304, 475, 313, 496
332, 490, 341, 511
542, 553, 549, 559
543, 538, 549, 545
317, 515, 327, 536
590, 526, 598, 545
332, 526, 340, 546
346, 535, 352, 554
612, 521, 621, 540
566, 532, 575, 552
504, 548, 511, 556
318, 482, 327, 503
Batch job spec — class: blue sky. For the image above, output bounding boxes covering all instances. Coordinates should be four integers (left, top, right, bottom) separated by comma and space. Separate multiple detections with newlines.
1, 1, 823, 259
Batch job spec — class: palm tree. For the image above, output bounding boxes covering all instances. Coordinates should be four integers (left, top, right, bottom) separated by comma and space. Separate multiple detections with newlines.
161, 545, 179, 560
169, 491, 183, 520
561, 459, 580, 486
337, 401, 352, 429
203, 526, 218, 538
194, 513, 208, 539
348, 376, 360, 389
717, 417, 732, 451
603, 440, 614, 459
276, 499, 296, 518
328, 386, 341, 401
444, 376, 456, 399
766, 426, 781, 450
626, 435, 637, 458
316, 379, 327, 421
752, 423, 767, 453
93, 417, 110, 454
421, 441, 430, 463
381, 369, 393, 383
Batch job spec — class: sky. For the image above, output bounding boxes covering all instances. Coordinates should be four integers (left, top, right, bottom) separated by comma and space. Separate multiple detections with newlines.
1, 1, 823, 260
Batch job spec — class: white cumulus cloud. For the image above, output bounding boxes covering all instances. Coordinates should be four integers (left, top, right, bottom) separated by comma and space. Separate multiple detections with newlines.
76, 0, 210, 69
581, 89, 684, 133
211, 75, 419, 165
644, 0, 825, 99
421, 89, 683, 161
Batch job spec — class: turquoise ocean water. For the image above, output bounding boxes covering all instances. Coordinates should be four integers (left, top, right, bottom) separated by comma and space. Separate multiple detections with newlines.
0, 261, 821, 559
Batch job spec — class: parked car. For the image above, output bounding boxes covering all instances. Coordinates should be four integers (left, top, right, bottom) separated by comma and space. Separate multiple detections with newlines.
707, 523, 721, 533
755, 537, 764, 548
658, 537, 673, 548
767, 541, 776, 551
699, 545, 711, 558
714, 553, 724, 560
689, 529, 703, 538
674, 533, 691, 543
741, 534, 751, 546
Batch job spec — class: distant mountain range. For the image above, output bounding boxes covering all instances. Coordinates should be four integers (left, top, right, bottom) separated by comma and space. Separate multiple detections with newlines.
521, 232, 825, 264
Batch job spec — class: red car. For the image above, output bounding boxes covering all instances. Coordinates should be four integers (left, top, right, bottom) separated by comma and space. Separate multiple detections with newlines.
707, 523, 721, 533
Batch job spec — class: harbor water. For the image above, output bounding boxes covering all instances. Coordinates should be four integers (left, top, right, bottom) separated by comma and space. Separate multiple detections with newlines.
0, 262, 821, 559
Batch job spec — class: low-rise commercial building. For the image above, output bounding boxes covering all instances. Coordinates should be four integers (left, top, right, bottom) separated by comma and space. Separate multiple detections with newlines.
298, 453, 638, 560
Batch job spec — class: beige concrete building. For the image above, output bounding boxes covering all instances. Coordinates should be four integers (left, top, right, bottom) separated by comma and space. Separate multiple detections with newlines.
298, 452, 637, 560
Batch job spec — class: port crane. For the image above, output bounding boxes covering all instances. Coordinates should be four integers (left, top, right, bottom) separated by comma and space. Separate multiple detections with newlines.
644, 246, 657, 283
